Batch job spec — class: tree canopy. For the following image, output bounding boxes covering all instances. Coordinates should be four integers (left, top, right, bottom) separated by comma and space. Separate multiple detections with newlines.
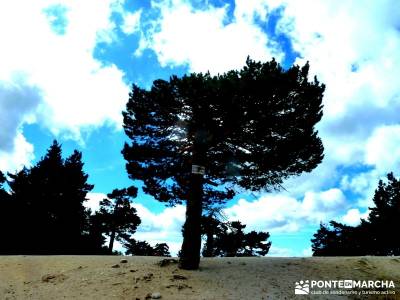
122, 58, 325, 269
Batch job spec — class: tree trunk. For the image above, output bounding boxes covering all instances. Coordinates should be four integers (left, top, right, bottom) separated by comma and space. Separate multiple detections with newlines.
179, 173, 203, 269
203, 229, 214, 257
108, 230, 116, 254
108, 201, 119, 254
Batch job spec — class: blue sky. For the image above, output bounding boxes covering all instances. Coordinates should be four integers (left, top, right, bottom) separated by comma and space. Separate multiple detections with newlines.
1, 0, 400, 256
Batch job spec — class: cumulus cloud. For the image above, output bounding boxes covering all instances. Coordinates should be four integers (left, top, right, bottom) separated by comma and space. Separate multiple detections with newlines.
365, 125, 400, 173
274, 0, 400, 163
0, 76, 41, 171
120, 9, 142, 35
135, 0, 282, 74
341, 208, 369, 226
251, 0, 400, 215
0, 132, 35, 172
224, 188, 347, 234
0, 78, 41, 151
0, 0, 129, 166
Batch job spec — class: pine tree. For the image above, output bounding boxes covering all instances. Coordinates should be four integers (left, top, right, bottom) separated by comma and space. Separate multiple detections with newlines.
312, 173, 400, 256
95, 187, 141, 253
367, 173, 400, 255
153, 243, 171, 257
4, 141, 95, 254
122, 58, 325, 269
243, 230, 271, 256
123, 238, 154, 256
209, 220, 271, 257
0, 171, 13, 253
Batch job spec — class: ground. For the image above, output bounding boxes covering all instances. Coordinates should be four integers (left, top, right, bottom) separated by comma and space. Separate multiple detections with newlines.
0, 256, 399, 299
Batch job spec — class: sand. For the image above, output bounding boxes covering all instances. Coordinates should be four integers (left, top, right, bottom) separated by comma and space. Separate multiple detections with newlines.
0, 256, 399, 299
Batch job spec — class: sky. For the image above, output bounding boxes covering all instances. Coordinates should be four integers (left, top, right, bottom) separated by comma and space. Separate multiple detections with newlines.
0, 0, 400, 256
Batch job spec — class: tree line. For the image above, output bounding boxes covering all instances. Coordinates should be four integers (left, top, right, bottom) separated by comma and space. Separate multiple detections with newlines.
0, 141, 163, 255
312, 172, 400, 256
0, 141, 271, 257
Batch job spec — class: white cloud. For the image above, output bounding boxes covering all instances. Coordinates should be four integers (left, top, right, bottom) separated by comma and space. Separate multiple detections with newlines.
341, 208, 369, 226
224, 188, 347, 234
85, 192, 106, 212
136, 0, 282, 74
244, 0, 400, 221
133, 203, 185, 250
233, 0, 269, 22
121, 9, 142, 35
0, 0, 129, 166
0, 132, 34, 172
272, 0, 400, 166
268, 245, 295, 257
0, 76, 40, 171
365, 125, 400, 173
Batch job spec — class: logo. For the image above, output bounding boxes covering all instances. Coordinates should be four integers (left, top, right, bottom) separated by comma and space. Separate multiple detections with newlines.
295, 280, 310, 294
343, 280, 353, 288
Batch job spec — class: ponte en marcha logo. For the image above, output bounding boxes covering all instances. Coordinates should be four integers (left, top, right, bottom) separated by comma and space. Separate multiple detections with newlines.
295, 279, 396, 296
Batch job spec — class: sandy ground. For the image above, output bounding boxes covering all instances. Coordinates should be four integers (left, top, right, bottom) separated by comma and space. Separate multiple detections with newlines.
0, 256, 399, 300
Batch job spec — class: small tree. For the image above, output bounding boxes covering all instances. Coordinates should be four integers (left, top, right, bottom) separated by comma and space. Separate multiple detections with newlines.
123, 58, 325, 269
123, 238, 154, 256
201, 206, 226, 257
95, 187, 141, 253
153, 243, 171, 257
243, 230, 271, 256
123, 239, 171, 256
212, 221, 271, 257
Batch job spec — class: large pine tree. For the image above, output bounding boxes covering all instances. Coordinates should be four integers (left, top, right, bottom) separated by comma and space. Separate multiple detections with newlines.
122, 58, 325, 269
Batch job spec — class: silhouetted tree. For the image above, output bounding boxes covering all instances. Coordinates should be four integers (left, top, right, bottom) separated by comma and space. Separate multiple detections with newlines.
243, 230, 271, 256
207, 220, 271, 257
153, 243, 171, 257
4, 141, 94, 254
201, 206, 226, 257
122, 58, 325, 269
312, 172, 400, 256
82, 212, 109, 254
95, 187, 141, 253
367, 173, 400, 255
311, 221, 368, 256
123, 238, 171, 256
0, 171, 13, 253
123, 238, 153, 256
